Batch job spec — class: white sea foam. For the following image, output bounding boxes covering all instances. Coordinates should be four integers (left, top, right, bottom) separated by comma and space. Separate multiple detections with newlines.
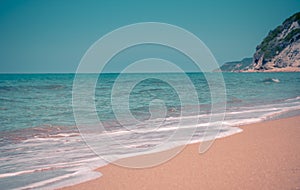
13, 167, 102, 190
1, 96, 300, 190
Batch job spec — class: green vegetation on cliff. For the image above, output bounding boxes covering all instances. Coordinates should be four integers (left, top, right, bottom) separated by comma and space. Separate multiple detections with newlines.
219, 12, 300, 72
254, 12, 300, 65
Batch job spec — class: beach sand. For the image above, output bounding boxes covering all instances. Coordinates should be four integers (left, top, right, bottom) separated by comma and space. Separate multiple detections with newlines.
60, 116, 300, 190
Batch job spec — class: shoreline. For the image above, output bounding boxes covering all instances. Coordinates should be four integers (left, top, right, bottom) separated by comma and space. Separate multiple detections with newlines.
59, 115, 300, 190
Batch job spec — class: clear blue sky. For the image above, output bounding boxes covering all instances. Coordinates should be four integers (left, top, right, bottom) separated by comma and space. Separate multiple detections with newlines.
0, 0, 299, 73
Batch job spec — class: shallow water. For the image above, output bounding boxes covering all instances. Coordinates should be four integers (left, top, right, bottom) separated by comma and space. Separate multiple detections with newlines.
0, 72, 299, 189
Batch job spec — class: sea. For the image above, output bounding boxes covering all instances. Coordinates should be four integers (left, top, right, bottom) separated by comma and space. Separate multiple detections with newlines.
0, 72, 300, 189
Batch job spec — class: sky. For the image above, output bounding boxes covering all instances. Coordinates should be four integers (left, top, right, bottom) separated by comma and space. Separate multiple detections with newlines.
0, 0, 299, 73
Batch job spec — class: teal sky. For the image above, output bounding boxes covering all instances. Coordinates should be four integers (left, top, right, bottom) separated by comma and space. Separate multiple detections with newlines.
0, 0, 299, 73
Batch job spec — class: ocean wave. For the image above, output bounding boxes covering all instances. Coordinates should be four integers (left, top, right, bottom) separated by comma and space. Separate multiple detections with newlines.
262, 78, 280, 83
284, 96, 300, 102
0, 77, 299, 190
0, 166, 65, 178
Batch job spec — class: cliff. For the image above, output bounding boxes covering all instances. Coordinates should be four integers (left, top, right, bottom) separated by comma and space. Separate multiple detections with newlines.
249, 12, 300, 72
219, 12, 300, 72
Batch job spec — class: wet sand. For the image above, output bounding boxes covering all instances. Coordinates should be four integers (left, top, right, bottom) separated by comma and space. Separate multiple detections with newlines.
60, 116, 300, 190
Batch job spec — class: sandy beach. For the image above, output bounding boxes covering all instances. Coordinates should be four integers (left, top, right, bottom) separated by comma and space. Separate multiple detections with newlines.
59, 115, 300, 190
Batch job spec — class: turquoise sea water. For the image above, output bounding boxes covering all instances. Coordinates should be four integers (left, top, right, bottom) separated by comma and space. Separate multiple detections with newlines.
0, 73, 300, 189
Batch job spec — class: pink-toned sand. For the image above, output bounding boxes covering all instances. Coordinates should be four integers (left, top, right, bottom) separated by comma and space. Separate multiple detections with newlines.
60, 116, 300, 190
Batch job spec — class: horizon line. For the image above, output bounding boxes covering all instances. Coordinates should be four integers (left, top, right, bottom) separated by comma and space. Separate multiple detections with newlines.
0, 71, 217, 74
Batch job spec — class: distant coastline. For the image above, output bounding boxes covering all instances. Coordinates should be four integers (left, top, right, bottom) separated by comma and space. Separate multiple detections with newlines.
215, 66, 300, 73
